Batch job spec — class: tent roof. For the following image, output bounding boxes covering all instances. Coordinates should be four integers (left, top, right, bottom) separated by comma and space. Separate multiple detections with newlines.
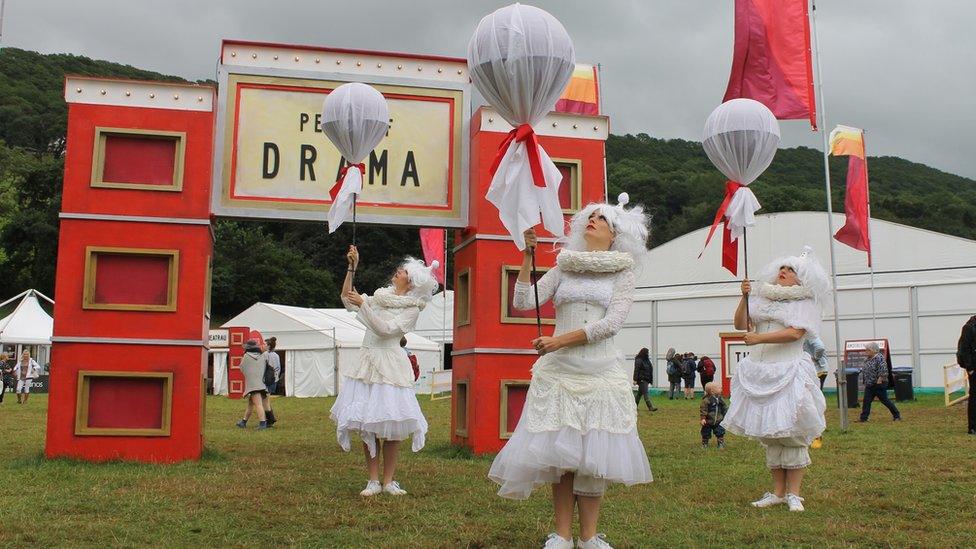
0, 291, 54, 345
639, 212, 976, 299
414, 291, 453, 344
221, 302, 439, 351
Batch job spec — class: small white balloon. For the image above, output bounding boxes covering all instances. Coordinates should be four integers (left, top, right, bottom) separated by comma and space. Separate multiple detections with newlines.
702, 98, 780, 186
321, 82, 389, 164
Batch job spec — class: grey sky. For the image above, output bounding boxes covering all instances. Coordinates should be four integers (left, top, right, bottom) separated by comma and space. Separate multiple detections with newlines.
3, 0, 974, 179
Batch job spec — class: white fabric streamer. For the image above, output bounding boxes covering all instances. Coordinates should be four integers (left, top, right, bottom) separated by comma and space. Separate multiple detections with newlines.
702, 98, 780, 240
321, 83, 390, 233
468, 3, 576, 249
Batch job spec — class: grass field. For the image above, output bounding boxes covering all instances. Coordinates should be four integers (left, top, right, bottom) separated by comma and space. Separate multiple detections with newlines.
1, 391, 974, 547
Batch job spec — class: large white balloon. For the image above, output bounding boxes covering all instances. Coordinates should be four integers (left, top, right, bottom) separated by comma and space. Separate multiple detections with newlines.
466, 3, 576, 250
321, 83, 389, 234
702, 98, 780, 239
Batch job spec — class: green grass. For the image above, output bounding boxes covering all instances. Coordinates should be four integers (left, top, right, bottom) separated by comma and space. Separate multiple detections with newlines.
1, 392, 973, 547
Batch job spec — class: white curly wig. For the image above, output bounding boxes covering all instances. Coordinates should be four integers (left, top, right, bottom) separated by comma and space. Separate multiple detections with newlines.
400, 256, 440, 301
559, 192, 650, 261
758, 246, 831, 303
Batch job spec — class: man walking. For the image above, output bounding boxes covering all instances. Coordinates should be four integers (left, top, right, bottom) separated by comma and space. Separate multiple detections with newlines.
858, 342, 900, 422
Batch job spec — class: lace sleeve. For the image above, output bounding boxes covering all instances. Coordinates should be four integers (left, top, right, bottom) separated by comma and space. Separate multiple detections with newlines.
341, 292, 368, 312
356, 303, 420, 337
583, 269, 636, 342
785, 299, 823, 339
513, 268, 561, 311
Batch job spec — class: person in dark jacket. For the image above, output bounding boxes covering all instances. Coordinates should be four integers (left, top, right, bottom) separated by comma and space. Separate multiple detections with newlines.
633, 347, 657, 411
665, 348, 681, 400
700, 382, 727, 449
858, 342, 900, 422
697, 355, 716, 388
957, 315, 976, 435
681, 353, 698, 399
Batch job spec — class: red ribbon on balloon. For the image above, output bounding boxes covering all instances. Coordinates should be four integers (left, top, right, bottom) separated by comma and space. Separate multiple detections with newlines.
329, 163, 367, 201
699, 180, 744, 276
488, 123, 547, 188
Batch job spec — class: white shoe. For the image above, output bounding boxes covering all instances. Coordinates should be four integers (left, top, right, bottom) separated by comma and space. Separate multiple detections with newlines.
542, 533, 574, 549
383, 481, 407, 496
786, 493, 805, 512
577, 533, 613, 548
751, 492, 785, 508
359, 480, 381, 497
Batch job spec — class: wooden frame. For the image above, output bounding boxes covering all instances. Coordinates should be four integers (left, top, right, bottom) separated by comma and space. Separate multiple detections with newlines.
90, 127, 186, 191
230, 331, 245, 346
499, 379, 531, 439
82, 246, 180, 312
453, 380, 469, 437
229, 379, 244, 394
944, 363, 970, 407
500, 265, 556, 325
455, 268, 471, 327
75, 371, 173, 436
552, 158, 582, 214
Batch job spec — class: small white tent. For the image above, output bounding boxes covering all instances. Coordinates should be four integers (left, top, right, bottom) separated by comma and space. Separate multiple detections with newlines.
214, 302, 442, 397
0, 289, 54, 369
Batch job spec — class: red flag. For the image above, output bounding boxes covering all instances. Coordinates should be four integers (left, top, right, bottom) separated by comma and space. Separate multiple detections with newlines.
723, 0, 817, 129
419, 228, 445, 284
830, 126, 872, 266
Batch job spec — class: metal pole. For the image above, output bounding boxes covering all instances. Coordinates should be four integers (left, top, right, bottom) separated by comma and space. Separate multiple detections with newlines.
862, 129, 878, 338
530, 247, 542, 338
743, 228, 750, 326
811, 0, 849, 430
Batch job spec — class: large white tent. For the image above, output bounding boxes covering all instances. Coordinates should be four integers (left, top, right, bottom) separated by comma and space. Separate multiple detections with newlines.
213, 302, 442, 397
615, 212, 976, 389
415, 291, 454, 344
0, 289, 54, 369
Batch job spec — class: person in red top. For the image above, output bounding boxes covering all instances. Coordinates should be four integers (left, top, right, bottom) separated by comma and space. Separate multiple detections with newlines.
400, 337, 420, 382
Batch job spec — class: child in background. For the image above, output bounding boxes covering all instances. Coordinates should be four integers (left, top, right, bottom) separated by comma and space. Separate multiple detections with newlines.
700, 382, 728, 449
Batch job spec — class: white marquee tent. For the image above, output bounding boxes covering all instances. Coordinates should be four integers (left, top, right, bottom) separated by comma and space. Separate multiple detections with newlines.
213, 302, 442, 397
615, 212, 976, 389
0, 289, 54, 368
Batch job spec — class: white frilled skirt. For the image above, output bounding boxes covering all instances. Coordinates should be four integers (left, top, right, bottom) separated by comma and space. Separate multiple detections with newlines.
329, 378, 428, 458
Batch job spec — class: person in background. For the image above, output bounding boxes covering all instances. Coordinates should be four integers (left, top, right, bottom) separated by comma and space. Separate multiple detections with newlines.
401, 337, 420, 382
633, 347, 657, 412
697, 355, 716, 388
700, 382, 728, 449
803, 336, 829, 390
264, 337, 280, 427
236, 339, 269, 430
858, 342, 901, 423
681, 352, 698, 399
0, 354, 11, 404
14, 351, 41, 404
956, 315, 976, 435
666, 348, 682, 400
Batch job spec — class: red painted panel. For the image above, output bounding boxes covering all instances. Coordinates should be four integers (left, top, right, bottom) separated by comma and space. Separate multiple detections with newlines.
504, 384, 529, 433
557, 163, 573, 210
93, 253, 171, 305
86, 377, 165, 429
62, 103, 214, 219
45, 343, 205, 463
101, 134, 177, 186
504, 269, 556, 320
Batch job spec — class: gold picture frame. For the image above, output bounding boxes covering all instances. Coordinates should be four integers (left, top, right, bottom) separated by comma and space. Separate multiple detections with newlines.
500, 265, 556, 325
552, 158, 582, 214
90, 127, 186, 191
82, 246, 180, 312
455, 268, 471, 327
499, 379, 531, 439
75, 371, 173, 437
454, 380, 469, 437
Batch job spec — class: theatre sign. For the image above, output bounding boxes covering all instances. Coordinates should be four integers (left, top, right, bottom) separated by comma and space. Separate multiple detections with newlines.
212, 40, 470, 227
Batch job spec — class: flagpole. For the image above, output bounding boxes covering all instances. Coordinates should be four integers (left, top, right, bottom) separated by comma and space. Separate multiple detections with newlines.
862, 129, 878, 338
811, 0, 849, 431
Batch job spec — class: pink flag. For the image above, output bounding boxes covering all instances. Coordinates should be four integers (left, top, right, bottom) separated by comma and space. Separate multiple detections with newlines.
419, 228, 445, 284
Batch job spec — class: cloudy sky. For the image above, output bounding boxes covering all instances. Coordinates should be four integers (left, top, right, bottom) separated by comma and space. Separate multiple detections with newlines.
3, 0, 974, 179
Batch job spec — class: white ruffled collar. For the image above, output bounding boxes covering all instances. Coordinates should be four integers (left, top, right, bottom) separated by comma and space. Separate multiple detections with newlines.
760, 282, 813, 302
371, 286, 426, 310
556, 249, 634, 273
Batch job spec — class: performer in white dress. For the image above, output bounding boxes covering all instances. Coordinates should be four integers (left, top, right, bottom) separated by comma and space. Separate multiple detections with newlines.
330, 246, 438, 497
489, 194, 653, 549
723, 246, 829, 512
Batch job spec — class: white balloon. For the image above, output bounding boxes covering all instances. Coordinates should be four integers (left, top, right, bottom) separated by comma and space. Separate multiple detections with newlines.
702, 98, 780, 187
320, 82, 389, 164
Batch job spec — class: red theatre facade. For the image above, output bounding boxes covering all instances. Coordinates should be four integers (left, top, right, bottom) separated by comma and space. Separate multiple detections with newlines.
45, 41, 608, 462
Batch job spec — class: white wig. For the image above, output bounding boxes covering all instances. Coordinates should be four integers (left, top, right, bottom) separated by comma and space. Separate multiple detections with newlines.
560, 192, 650, 261
401, 256, 440, 301
758, 246, 831, 303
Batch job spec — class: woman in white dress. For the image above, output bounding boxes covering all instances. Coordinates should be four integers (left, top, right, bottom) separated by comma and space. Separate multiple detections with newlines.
488, 194, 653, 549
723, 246, 829, 512
330, 246, 438, 497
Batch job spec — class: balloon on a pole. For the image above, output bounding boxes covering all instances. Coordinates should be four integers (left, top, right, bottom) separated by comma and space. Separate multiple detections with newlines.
467, 3, 576, 250
321, 82, 390, 234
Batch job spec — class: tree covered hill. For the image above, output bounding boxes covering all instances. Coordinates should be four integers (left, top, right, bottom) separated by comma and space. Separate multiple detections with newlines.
1, 47, 973, 318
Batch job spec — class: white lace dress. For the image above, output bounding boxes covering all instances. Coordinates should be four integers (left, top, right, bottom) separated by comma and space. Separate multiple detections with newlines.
723, 284, 827, 448
329, 287, 429, 457
488, 250, 653, 500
